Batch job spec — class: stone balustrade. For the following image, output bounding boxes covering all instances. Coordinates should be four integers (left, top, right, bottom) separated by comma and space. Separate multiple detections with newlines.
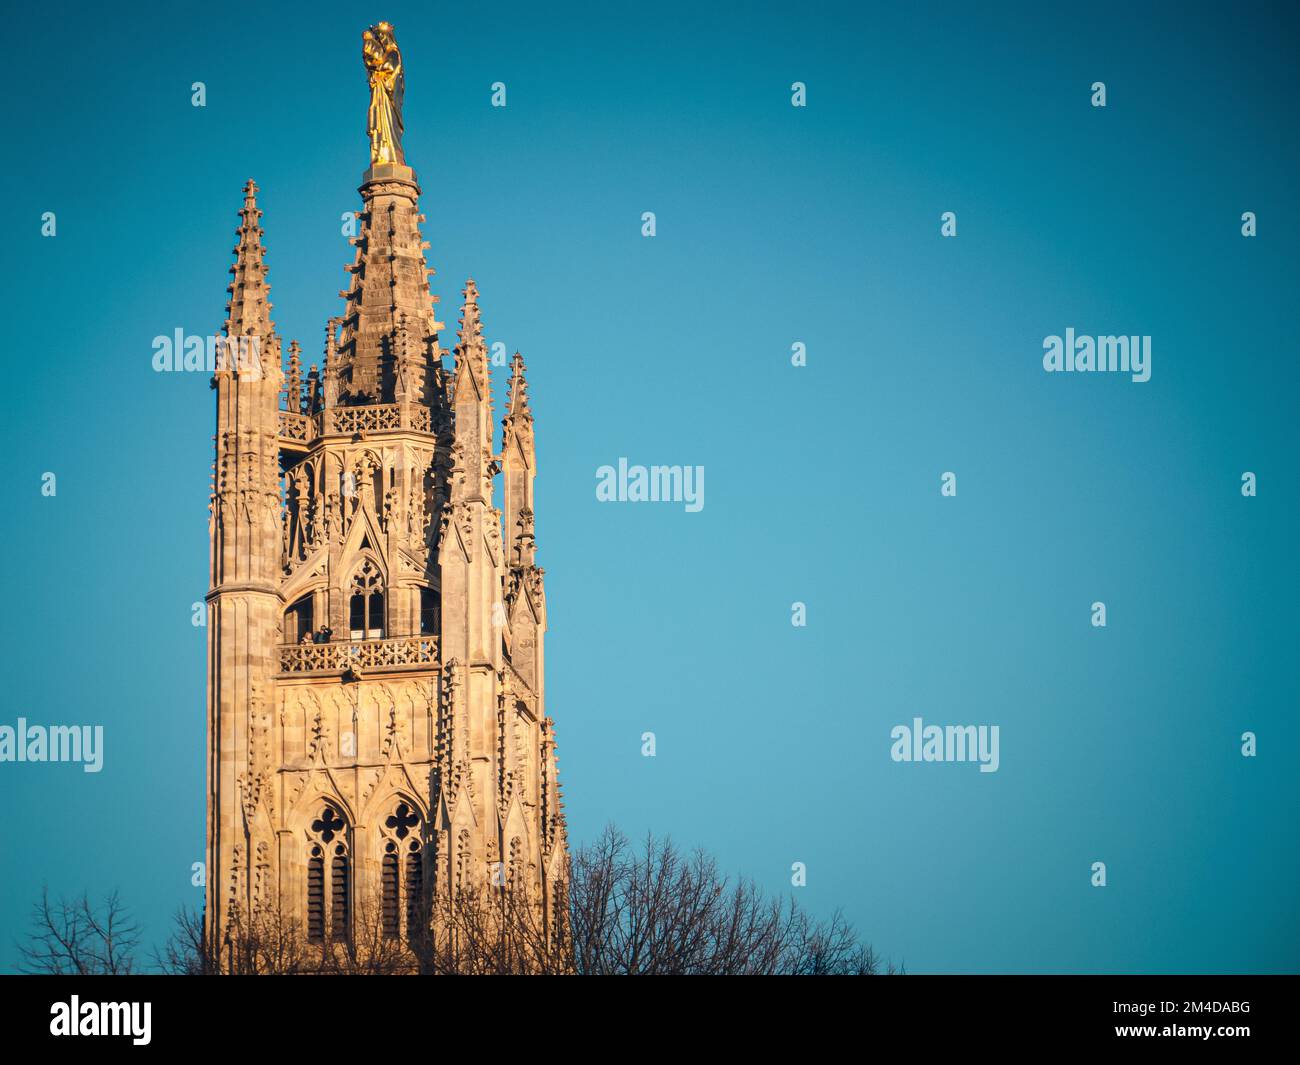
278, 635, 438, 675
277, 404, 433, 448
278, 410, 317, 442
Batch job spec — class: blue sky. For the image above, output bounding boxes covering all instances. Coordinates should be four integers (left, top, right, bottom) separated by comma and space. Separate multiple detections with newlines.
1, 0, 1297, 973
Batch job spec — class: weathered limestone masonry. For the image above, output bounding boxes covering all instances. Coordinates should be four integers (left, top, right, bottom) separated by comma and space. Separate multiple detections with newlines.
204, 147, 566, 962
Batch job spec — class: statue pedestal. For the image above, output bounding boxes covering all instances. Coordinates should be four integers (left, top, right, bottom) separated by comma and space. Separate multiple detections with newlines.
361, 163, 420, 198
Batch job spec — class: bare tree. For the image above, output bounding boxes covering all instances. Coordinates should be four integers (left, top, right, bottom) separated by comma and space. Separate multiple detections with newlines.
154, 906, 208, 976
419, 883, 569, 975
17, 887, 143, 975
422, 825, 895, 975
567, 825, 895, 975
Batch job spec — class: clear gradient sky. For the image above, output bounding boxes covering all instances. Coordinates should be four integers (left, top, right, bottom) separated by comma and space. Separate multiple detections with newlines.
1, 0, 1297, 973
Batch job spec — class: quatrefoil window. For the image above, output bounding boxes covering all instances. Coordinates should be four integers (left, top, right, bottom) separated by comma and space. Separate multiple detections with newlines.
311, 805, 346, 843
385, 801, 419, 839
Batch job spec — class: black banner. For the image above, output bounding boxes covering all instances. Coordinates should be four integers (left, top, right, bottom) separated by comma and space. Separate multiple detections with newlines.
0, 974, 1286, 1051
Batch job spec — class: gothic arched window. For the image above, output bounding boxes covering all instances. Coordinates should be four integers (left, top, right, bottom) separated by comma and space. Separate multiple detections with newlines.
286, 594, 314, 644
348, 560, 385, 640
306, 803, 350, 943
420, 587, 439, 636
380, 800, 424, 944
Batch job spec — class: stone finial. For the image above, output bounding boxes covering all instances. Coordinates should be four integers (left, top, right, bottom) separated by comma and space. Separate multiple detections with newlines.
223, 179, 276, 340
286, 340, 302, 412
506, 352, 532, 421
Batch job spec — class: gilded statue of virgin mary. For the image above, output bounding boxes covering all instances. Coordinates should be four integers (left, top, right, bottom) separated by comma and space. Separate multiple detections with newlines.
362, 22, 405, 166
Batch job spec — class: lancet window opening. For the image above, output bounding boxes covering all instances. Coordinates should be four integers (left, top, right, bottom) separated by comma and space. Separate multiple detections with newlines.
348, 559, 385, 640
306, 803, 351, 943
380, 799, 425, 943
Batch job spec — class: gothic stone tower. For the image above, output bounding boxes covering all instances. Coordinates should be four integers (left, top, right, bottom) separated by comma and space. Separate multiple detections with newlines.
205, 69, 565, 964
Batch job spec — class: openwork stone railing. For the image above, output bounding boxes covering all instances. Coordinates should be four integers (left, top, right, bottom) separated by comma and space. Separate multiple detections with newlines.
329, 404, 403, 434
278, 636, 438, 674
279, 410, 318, 442
278, 404, 432, 444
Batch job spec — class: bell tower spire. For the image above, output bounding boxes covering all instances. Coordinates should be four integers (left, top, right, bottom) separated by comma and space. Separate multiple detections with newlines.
224, 179, 275, 341
334, 29, 442, 409
204, 26, 567, 969
206, 179, 285, 964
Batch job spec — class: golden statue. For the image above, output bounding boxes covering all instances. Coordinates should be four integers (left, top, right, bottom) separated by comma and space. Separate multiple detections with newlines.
363, 22, 405, 166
